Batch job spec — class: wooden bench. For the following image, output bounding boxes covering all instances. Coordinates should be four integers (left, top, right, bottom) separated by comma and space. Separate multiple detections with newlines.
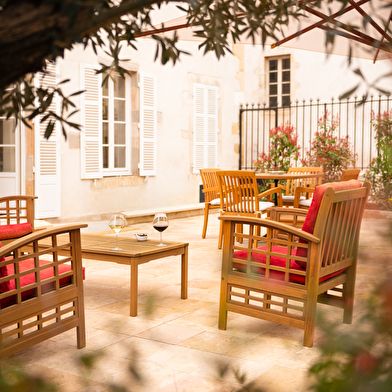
0, 223, 87, 360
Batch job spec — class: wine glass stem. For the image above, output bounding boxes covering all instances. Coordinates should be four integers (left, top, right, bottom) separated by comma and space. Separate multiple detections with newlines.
160, 232, 163, 244
116, 233, 119, 249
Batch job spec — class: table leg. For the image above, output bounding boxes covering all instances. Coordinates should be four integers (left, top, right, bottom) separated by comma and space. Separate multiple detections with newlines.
181, 246, 188, 299
274, 179, 279, 206
130, 260, 138, 317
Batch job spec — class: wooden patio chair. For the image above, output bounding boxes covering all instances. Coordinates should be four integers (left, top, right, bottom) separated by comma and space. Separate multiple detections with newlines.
275, 167, 323, 207
339, 169, 361, 181
200, 168, 221, 239
216, 170, 283, 249
218, 180, 370, 347
0, 223, 87, 359
0, 195, 37, 244
294, 170, 361, 209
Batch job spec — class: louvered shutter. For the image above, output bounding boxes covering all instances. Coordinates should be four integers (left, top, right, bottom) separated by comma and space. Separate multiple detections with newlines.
80, 64, 102, 179
34, 62, 61, 218
139, 73, 157, 176
193, 84, 218, 173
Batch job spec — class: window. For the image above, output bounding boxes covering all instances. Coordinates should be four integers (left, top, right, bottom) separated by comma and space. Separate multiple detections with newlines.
81, 65, 156, 179
0, 118, 16, 172
193, 84, 218, 173
268, 57, 291, 107
102, 74, 127, 172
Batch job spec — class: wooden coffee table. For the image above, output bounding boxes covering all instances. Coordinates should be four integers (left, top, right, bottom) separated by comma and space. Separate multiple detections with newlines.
34, 232, 189, 317
79, 233, 189, 316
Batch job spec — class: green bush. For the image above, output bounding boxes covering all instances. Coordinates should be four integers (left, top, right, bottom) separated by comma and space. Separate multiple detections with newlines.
301, 111, 357, 183
363, 109, 392, 210
253, 122, 301, 173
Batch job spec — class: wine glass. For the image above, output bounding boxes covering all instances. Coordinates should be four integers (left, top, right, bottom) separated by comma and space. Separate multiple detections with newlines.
153, 213, 169, 247
109, 213, 127, 250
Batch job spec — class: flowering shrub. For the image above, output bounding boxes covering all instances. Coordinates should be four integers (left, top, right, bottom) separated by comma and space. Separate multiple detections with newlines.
301, 111, 357, 183
363, 109, 392, 210
253, 122, 301, 173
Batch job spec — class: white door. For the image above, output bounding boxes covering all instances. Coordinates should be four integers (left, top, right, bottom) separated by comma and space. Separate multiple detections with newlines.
34, 63, 61, 218
0, 118, 20, 197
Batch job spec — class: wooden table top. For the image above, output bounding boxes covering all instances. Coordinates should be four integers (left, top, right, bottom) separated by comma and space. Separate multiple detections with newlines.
34, 231, 188, 264
80, 232, 188, 258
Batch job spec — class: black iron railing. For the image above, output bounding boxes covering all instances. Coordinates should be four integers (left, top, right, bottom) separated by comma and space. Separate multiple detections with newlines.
239, 95, 392, 170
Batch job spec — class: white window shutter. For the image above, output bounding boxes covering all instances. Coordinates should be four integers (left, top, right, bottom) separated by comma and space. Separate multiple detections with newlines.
193, 84, 218, 173
80, 64, 102, 179
207, 87, 218, 167
139, 73, 157, 176
34, 62, 61, 218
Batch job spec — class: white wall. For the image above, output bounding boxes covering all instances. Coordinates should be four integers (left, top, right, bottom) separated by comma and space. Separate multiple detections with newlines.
51, 33, 392, 221
56, 38, 241, 220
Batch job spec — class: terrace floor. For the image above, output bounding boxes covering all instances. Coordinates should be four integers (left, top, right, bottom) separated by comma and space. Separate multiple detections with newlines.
2, 210, 392, 391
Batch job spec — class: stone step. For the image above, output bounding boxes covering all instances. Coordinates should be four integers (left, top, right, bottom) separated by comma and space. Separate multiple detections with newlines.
121, 203, 213, 224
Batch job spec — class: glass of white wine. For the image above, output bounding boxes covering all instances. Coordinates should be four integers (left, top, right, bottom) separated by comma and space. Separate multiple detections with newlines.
152, 213, 169, 247
109, 213, 127, 250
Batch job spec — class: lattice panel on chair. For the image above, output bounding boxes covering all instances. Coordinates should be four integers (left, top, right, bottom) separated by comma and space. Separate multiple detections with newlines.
1, 299, 78, 348
228, 284, 305, 319
0, 199, 29, 225
229, 222, 308, 285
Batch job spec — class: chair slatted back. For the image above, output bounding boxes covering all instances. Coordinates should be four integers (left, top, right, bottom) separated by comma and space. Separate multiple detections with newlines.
314, 184, 370, 276
339, 169, 360, 182
200, 168, 221, 203
217, 170, 260, 216
286, 167, 323, 195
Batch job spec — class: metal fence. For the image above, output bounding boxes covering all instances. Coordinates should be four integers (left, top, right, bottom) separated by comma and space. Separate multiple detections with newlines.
239, 94, 392, 171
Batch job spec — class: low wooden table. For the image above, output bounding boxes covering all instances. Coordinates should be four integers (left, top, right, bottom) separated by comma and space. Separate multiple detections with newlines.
36, 232, 188, 317
79, 233, 189, 316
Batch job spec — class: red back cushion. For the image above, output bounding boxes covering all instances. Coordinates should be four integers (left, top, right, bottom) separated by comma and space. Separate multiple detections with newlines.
0, 222, 33, 240
296, 180, 363, 267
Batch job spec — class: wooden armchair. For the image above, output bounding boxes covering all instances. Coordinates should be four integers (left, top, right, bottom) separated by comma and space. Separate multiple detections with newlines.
0, 223, 87, 359
275, 167, 323, 207
340, 169, 361, 181
216, 170, 283, 249
200, 168, 221, 239
0, 196, 37, 244
218, 180, 370, 347
294, 170, 361, 209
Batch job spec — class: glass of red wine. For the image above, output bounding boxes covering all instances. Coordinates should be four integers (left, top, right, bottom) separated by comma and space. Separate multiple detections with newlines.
153, 213, 169, 247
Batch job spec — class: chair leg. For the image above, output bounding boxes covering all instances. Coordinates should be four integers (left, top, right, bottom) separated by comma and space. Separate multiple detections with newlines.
342, 268, 356, 324
218, 218, 224, 249
303, 295, 318, 347
218, 281, 228, 330
202, 205, 209, 239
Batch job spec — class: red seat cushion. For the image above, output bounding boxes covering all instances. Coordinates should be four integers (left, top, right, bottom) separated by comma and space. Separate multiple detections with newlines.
0, 222, 33, 240
234, 245, 343, 284
295, 180, 363, 268
0, 258, 85, 308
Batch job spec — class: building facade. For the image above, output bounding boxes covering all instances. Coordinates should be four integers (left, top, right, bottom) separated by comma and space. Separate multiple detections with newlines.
1, 34, 391, 222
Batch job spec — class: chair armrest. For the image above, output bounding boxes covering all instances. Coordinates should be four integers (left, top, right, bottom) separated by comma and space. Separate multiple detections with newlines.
266, 206, 308, 233
202, 186, 219, 194
258, 187, 283, 206
0, 223, 88, 259
218, 215, 319, 244
293, 186, 315, 208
